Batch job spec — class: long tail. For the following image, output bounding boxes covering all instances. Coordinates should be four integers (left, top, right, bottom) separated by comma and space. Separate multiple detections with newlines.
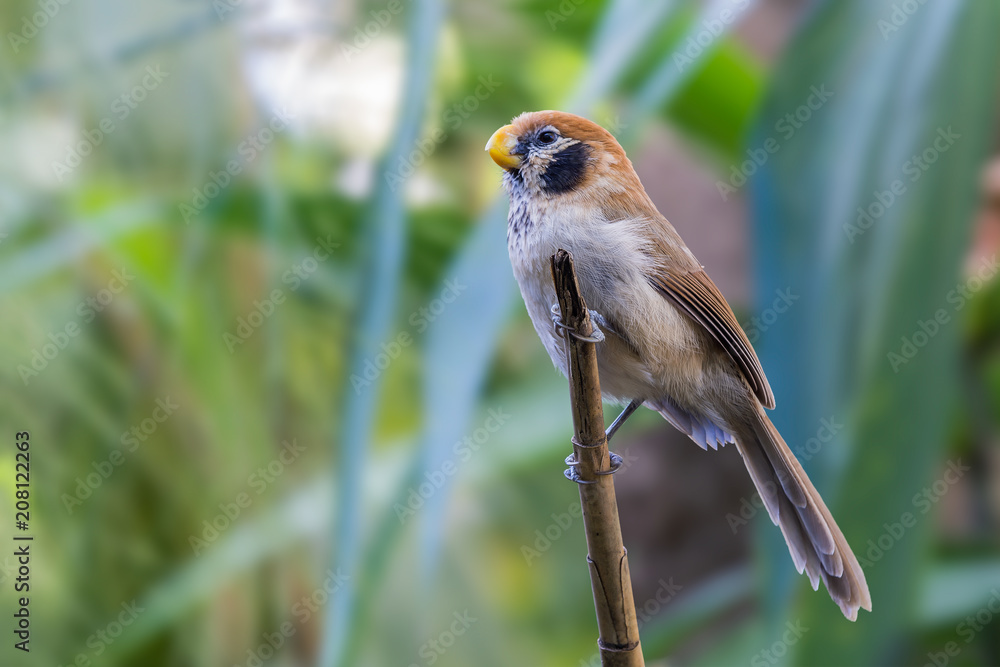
735, 406, 871, 620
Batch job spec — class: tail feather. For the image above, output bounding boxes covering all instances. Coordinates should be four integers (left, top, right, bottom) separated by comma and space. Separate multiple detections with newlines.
646, 396, 871, 620
739, 408, 871, 621
773, 491, 817, 584
757, 438, 809, 508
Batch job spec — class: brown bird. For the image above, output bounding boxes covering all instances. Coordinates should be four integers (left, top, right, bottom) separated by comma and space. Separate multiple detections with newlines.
486, 110, 871, 621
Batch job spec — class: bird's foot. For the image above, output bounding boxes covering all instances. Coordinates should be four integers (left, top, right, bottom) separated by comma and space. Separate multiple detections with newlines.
550, 303, 605, 343
564, 451, 624, 484
588, 309, 618, 338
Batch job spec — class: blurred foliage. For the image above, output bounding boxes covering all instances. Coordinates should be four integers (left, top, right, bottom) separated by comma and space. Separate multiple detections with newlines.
750, 1, 1000, 665
0, 0, 997, 666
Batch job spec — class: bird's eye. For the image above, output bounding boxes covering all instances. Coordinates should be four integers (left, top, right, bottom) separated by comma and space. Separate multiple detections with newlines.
538, 130, 558, 145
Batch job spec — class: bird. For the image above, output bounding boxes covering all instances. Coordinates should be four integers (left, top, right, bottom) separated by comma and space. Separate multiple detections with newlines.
485, 110, 871, 621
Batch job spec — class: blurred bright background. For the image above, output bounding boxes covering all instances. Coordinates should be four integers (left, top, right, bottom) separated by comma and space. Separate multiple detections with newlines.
1, 0, 1000, 665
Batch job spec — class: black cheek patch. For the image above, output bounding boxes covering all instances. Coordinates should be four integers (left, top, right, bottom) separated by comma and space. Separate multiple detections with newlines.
540, 142, 591, 194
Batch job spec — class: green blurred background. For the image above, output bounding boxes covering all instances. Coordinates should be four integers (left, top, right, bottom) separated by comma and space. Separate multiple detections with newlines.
1, 0, 1000, 665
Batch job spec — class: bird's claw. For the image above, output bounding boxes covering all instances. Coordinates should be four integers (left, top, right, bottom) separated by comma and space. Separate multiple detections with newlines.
564, 451, 624, 484
588, 309, 617, 337
550, 303, 606, 343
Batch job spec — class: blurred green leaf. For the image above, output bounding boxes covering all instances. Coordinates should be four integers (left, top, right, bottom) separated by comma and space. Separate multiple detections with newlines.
749, 1, 1000, 664
641, 566, 754, 660
101, 480, 332, 663
918, 560, 1000, 626
325, 0, 447, 665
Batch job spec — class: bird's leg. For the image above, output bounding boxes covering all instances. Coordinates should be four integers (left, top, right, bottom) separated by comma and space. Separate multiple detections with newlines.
605, 399, 642, 443
566, 399, 639, 482
552, 302, 633, 480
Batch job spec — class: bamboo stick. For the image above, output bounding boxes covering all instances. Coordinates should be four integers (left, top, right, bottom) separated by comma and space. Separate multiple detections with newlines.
550, 249, 644, 667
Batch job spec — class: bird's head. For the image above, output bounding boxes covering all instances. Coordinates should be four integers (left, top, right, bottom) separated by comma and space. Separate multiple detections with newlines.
485, 111, 642, 201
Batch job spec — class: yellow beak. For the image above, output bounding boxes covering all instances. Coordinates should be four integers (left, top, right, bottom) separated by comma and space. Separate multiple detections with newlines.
486, 125, 522, 170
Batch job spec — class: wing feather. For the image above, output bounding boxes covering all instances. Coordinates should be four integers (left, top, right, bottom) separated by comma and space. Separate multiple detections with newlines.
648, 268, 776, 409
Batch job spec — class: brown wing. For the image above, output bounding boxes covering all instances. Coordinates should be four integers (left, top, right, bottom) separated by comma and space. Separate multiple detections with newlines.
649, 268, 776, 409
